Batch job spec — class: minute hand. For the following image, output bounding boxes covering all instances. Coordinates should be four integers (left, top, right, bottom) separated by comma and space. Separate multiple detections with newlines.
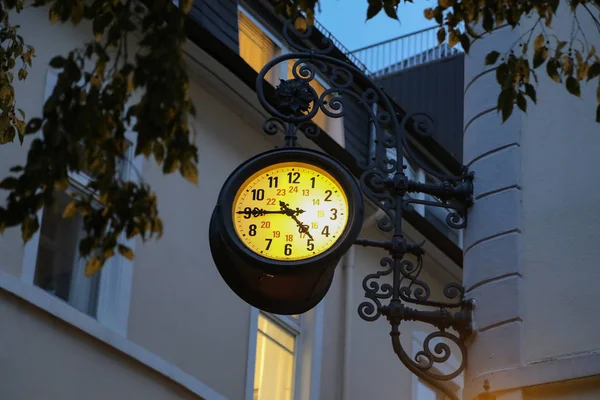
236, 208, 289, 218
279, 201, 314, 240
290, 213, 314, 240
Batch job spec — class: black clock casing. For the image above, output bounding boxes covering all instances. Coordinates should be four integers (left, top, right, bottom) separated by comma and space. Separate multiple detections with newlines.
209, 148, 363, 314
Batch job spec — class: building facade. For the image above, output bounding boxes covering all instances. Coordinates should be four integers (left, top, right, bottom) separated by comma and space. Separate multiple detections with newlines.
463, 3, 600, 400
0, 1, 465, 400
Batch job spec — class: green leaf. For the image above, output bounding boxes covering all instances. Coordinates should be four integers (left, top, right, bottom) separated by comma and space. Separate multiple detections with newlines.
546, 58, 560, 82
485, 51, 500, 66
533, 47, 548, 69
366, 0, 382, 20
534, 34, 544, 52
118, 244, 135, 261
179, 0, 192, 13
496, 63, 509, 85
516, 93, 527, 113
497, 89, 515, 122
383, 4, 398, 20
0, 177, 18, 190
79, 237, 95, 257
566, 76, 581, 97
49, 56, 65, 69
588, 62, 600, 81
524, 83, 537, 103
85, 255, 104, 277
482, 8, 493, 32
459, 33, 471, 54
22, 214, 39, 243
25, 118, 42, 134
62, 201, 77, 218
436, 28, 446, 45
180, 160, 198, 185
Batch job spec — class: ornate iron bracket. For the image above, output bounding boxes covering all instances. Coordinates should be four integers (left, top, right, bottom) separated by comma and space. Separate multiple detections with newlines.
255, 20, 474, 400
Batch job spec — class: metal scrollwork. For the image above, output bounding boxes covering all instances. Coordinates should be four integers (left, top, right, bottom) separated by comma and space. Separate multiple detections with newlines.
257, 19, 475, 399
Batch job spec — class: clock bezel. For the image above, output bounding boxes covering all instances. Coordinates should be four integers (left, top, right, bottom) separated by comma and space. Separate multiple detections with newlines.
215, 148, 363, 275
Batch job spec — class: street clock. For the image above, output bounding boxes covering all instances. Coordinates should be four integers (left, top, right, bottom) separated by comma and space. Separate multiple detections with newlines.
210, 148, 363, 314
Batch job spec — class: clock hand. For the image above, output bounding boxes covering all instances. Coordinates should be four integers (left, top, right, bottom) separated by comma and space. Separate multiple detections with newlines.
236, 207, 285, 218
279, 201, 314, 240
236, 207, 307, 218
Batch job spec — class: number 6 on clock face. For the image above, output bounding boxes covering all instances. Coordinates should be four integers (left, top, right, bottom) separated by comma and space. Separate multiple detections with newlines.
232, 162, 349, 261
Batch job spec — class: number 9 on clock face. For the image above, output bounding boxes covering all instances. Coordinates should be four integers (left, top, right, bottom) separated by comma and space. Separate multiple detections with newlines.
233, 161, 349, 261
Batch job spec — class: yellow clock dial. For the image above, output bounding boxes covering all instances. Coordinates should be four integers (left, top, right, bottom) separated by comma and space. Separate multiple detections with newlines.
232, 161, 349, 261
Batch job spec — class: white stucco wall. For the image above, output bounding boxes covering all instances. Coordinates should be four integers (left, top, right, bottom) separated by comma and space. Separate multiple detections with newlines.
463, 2, 600, 398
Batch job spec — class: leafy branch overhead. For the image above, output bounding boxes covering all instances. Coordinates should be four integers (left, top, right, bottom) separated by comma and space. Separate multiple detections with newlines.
0, 0, 599, 277
363, 0, 600, 123
0, 0, 198, 275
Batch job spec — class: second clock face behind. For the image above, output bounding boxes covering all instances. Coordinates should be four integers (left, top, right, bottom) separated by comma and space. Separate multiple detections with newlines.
232, 161, 349, 261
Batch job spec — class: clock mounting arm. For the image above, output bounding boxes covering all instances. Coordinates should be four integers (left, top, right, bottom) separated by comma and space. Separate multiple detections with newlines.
252, 20, 476, 400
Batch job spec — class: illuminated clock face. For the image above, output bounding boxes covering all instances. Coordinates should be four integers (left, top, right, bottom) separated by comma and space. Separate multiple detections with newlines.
232, 161, 349, 261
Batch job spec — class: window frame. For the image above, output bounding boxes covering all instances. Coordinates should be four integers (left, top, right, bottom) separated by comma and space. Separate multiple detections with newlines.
245, 303, 325, 400
20, 69, 142, 336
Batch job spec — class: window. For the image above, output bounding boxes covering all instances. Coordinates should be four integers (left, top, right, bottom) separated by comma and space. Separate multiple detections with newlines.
33, 190, 102, 317
239, 11, 279, 84
21, 69, 140, 335
238, 7, 335, 133
253, 313, 299, 400
246, 306, 324, 400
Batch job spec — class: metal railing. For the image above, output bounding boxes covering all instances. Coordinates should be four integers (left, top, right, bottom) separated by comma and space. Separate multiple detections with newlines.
350, 26, 461, 77
314, 19, 371, 75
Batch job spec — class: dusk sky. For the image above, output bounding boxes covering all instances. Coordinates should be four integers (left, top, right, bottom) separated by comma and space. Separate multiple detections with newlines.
315, 0, 436, 51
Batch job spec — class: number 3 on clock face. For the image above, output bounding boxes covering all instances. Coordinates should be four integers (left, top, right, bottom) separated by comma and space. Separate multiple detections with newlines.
232, 161, 349, 261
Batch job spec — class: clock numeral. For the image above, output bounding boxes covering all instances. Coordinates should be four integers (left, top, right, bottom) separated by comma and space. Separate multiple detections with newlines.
251, 189, 265, 201
289, 186, 298, 193
330, 208, 338, 220
324, 190, 333, 202
317, 210, 325, 218
306, 239, 314, 251
268, 176, 278, 188
266, 198, 276, 205
273, 231, 281, 238
243, 207, 252, 219
302, 189, 310, 196
313, 199, 320, 206
284, 243, 293, 256
260, 221, 271, 228
265, 238, 272, 250
287, 172, 300, 184
321, 225, 330, 237
277, 189, 287, 196
285, 234, 294, 242
310, 177, 316, 189
249, 224, 257, 236
299, 232, 307, 239
311, 222, 319, 229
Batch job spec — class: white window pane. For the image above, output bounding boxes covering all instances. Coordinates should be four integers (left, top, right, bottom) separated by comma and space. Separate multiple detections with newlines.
239, 12, 278, 83
34, 191, 101, 317
254, 315, 295, 400
257, 314, 295, 351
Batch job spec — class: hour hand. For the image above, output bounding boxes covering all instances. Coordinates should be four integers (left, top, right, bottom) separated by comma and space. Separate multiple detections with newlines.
236, 207, 287, 218
278, 201, 305, 216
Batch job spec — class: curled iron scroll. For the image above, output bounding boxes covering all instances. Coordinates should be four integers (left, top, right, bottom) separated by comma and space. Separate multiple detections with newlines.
391, 328, 466, 400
